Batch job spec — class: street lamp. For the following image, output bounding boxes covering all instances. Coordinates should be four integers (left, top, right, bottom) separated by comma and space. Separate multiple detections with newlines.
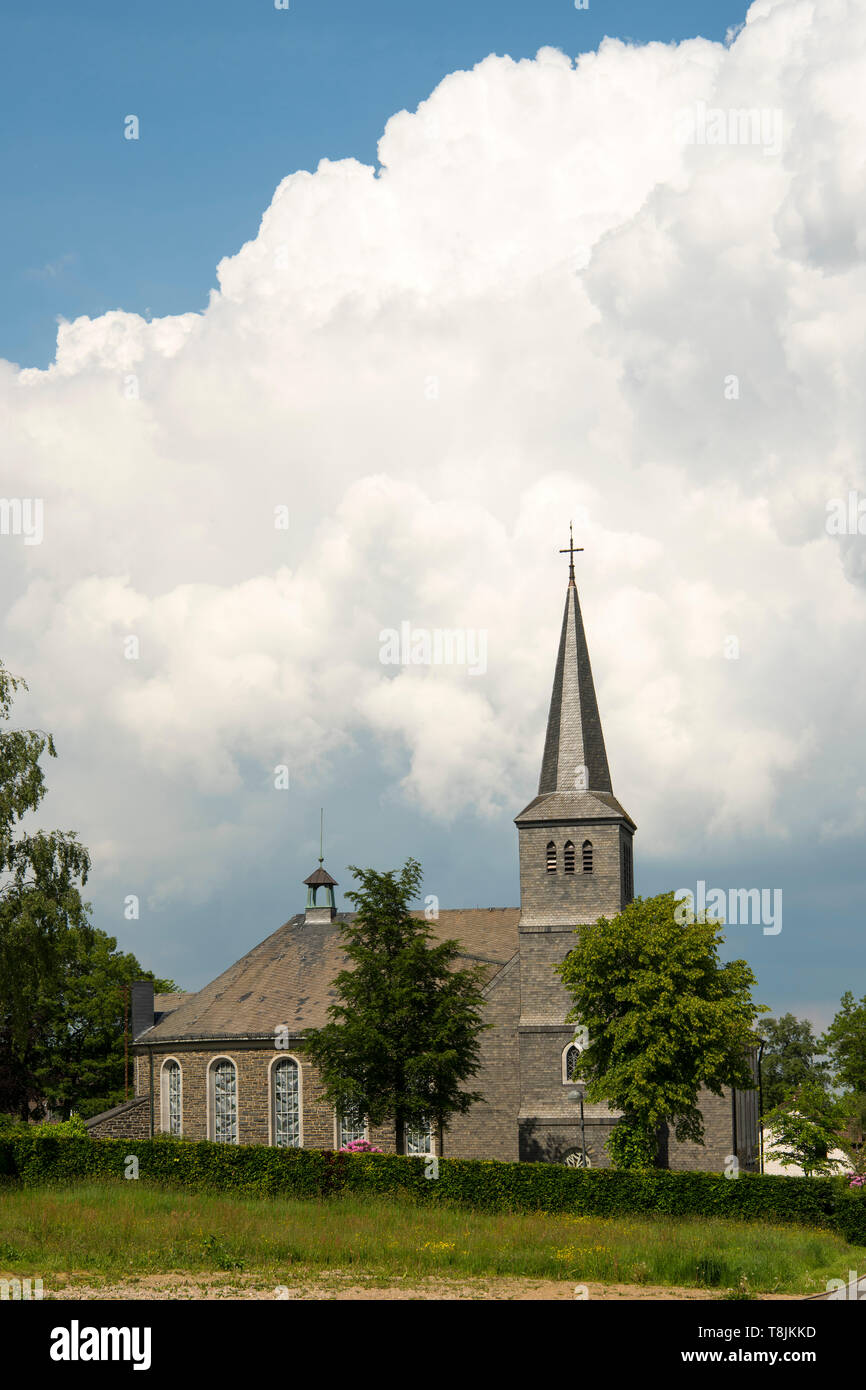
757, 1037, 766, 1175
567, 1084, 588, 1167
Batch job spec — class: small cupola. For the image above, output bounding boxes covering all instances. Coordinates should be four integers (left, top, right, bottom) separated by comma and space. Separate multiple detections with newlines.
303, 809, 338, 922
303, 863, 338, 923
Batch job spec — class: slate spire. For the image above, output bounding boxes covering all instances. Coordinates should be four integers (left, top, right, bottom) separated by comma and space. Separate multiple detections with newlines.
537, 554, 612, 796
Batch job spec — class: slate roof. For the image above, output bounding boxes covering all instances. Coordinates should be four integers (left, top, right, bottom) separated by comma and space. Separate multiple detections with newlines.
153, 992, 196, 1021
135, 909, 519, 1044
516, 790, 636, 829
303, 865, 338, 887
537, 577, 611, 796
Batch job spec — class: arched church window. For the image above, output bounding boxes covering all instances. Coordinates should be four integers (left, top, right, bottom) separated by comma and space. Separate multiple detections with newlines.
563, 841, 575, 873
546, 841, 557, 873
161, 1058, 182, 1135
272, 1057, 301, 1147
209, 1058, 238, 1144
562, 1043, 583, 1083
623, 839, 634, 902
582, 840, 593, 873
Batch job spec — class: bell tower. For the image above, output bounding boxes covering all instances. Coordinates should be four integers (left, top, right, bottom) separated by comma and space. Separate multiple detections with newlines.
515, 527, 635, 1160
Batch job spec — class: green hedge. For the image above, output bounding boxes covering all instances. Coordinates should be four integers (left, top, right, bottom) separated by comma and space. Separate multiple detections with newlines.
0, 1134, 863, 1243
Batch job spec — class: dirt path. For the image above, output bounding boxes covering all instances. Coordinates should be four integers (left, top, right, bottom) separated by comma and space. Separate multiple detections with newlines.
41, 1272, 798, 1301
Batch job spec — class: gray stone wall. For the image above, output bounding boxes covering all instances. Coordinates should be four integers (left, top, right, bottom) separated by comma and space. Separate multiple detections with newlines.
444, 956, 521, 1161
665, 1087, 757, 1173
517, 821, 628, 926
131, 1042, 398, 1152
517, 927, 578, 1024
516, 814, 624, 1156
85, 1097, 151, 1139
120, 1036, 743, 1174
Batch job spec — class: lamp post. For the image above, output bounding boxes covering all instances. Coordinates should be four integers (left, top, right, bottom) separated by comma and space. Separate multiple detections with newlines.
567, 1085, 588, 1167
757, 1038, 766, 1175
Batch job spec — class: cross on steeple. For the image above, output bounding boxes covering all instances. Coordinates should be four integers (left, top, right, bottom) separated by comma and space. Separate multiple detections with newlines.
559, 521, 584, 586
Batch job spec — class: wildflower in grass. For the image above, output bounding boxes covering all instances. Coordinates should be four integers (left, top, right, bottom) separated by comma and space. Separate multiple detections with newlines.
420, 1241, 455, 1252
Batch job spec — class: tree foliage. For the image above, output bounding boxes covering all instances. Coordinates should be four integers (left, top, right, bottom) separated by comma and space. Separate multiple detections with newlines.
303, 858, 488, 1153
836, 1092, 866, 1175
759, 1012, 830, 1111
0, 664, 92, 1051
821, 992, 866, 1094
0, 661, 175, 1118
763, 1082, 852, 1177
756, 1002, 866, 1174
0, 923, 175, 1119
557, 892, 763, 1168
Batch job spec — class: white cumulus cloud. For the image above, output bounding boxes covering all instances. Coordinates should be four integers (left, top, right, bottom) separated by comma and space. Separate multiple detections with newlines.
2, 0, 865, 913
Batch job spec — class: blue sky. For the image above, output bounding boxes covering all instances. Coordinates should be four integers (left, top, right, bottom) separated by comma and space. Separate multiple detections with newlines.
3, 0, 864, 1037
2, 0, 747, 368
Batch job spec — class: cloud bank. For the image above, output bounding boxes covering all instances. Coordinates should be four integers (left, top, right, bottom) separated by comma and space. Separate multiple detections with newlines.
3, 0, 865, 914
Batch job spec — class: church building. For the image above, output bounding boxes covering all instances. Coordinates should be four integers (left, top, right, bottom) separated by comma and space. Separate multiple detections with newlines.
88, 545, 758, 1171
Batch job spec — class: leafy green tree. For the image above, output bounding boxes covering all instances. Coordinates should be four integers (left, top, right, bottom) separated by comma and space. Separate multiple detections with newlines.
0, 1111, 90, 1137
25, 925, 174, 1118
0, 664, 92, 1051
304, 858, 488, 1154
759, 1013, 830, 1111
557, 892, 763, 1168
763, 1081, 852, 1176
837, 1092, 866, 1175
821, 992, 866, 1094
0, 661, 175, 1118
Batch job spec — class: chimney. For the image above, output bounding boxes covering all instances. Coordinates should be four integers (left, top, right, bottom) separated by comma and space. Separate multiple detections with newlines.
130, 980, 155, 1039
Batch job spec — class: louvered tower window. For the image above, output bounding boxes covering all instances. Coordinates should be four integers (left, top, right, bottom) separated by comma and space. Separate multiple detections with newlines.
546, 841, 557, 873
272, 1058, 301, 1147
623, 839, 634, 902
564, 841, 575, 873
582, 840, 593, 873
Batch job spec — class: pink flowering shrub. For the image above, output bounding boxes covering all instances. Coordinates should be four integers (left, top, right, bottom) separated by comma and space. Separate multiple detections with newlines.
338, 1139, 384, 1154
849, 1175, 865, 1188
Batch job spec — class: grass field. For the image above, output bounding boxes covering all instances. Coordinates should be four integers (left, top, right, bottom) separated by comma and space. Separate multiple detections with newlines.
1, 1182, 863, 1296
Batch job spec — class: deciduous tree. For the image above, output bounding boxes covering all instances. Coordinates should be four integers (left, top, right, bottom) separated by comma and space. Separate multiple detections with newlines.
557, 892, 763, 1168
304, 858, 488, 1154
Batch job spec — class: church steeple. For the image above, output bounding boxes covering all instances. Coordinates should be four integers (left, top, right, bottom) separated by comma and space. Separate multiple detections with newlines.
515, 528, 635, 927
538, 534, 612, 796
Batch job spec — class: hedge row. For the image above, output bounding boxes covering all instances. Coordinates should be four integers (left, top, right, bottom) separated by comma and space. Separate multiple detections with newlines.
1, 1134, 864, 1243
